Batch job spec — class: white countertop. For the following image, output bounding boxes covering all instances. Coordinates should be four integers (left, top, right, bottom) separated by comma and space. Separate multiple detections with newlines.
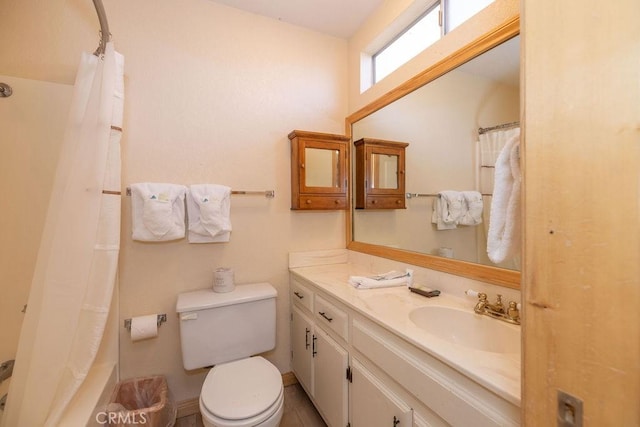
289, 262, 521, 406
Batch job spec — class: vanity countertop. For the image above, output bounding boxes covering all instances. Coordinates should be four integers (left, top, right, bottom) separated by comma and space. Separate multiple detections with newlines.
289, 262, 521, 406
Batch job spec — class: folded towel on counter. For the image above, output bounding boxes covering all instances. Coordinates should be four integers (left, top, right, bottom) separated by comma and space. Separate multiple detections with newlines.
187, 184, 232, 243
349, 270, 413, 289
130, 183, 187, 242
487, 130, 521, 263
458, 191, 484, 226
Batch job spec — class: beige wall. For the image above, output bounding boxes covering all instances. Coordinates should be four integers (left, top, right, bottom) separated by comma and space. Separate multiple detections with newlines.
522, 0, 640, 424
1, 0, 349, 402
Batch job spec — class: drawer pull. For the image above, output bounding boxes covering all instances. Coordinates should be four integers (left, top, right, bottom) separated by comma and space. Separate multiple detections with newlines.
319, 311, 333, 322
312, 335, 317, 357
294, 291, 304, 299
305, 328, 310, 349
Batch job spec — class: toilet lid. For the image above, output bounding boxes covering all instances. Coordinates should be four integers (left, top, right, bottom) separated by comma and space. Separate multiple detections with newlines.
201, 356, 282, 420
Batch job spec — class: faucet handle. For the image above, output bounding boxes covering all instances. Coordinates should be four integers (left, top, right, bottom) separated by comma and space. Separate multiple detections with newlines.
473, 293, 488, 314
506, 301, 520, 322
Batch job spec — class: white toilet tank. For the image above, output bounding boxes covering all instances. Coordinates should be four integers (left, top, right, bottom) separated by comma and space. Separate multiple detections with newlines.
176, 282, 277, 370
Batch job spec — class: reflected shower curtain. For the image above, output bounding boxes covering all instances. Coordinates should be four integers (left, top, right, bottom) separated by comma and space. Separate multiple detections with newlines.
3, 43, 124, 427
476, 127, 520, 270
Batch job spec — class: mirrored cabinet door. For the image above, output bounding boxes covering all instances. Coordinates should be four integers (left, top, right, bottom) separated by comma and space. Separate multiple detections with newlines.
289, 130, 349, 210
354, 138, 409, 209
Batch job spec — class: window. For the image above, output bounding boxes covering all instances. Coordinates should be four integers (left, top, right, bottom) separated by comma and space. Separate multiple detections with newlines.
373, 4, 442, 83
371, 0, 495, 84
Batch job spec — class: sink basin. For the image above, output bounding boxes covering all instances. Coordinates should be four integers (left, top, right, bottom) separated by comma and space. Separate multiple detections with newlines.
409, 306, 520, 354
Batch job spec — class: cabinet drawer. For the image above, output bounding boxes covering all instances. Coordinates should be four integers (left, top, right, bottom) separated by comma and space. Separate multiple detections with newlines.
291, 279, 313, 313
297, 195, 347, 210
315, 295, 348, 341
365, 196, 405, 209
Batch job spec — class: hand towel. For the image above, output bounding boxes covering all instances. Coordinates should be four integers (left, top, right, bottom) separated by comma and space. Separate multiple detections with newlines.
458, 191, 484, 226
130, 183, 187, 242
187, 184, 232, 243
349, 270, 413, 289
487, 130, 521, 263
431, 190, 465, 230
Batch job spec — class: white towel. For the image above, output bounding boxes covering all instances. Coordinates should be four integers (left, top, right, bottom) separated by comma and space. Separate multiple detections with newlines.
431, 191, 465, 230
349, 270, 413, 289
187, 184, 232, 243
130, 183, 187, 242
487, 130, 521, 263
458, 191, 484, 226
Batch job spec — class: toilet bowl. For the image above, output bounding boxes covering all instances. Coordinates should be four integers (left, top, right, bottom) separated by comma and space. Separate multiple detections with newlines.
199, 356, 284, 427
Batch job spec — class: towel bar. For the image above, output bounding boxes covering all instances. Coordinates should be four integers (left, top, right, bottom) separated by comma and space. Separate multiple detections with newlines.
406, 192, 492, 198
125, 187, 275, 198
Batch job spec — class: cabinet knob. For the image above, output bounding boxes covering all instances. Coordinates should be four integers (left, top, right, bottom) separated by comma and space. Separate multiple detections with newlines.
371, 200, 377, 204
396, 199, 401, 204
335, 199, 340, 204
306, 199, 312, 204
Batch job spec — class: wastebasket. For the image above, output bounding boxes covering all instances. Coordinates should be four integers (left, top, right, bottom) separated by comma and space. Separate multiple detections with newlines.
106, 375, 176, 427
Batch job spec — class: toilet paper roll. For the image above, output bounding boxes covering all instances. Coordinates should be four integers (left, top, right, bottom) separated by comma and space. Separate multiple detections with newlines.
436, 247, 454, 258
130, 314, 158, 342
213, 267, 235, 293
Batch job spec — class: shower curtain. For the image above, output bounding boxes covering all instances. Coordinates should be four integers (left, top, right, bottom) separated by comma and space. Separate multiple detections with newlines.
3, 42, 124, 427
476, 127, 520, 269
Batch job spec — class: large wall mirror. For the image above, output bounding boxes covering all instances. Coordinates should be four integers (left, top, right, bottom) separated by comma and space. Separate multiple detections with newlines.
346, 17, 521, 288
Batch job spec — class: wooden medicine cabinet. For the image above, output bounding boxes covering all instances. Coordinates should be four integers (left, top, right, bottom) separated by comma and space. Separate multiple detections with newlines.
354, 138, 409, 209
289, 130, 349, 210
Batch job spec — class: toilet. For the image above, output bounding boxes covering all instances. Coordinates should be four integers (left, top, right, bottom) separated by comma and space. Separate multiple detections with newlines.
176, 282, 284, 427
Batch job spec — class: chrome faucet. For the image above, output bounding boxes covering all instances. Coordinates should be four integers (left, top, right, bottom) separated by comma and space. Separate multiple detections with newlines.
473, 293, 520, 325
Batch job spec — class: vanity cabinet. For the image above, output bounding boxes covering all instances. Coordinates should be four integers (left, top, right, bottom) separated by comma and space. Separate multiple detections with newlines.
289, 130, 349, 210
354, 138, 409, 209
290, 281, 349, 427
290, 270, 521, 427
350, 358, 413, 427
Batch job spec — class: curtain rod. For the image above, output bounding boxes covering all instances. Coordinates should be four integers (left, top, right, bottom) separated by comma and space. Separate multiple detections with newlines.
92, 0, 111, 56
478, 121, 520, 135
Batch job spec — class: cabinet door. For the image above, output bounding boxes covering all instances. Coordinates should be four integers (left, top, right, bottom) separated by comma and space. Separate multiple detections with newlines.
291, 305, 314, 394
350, 358, 413, 427
313, 327, 349, 427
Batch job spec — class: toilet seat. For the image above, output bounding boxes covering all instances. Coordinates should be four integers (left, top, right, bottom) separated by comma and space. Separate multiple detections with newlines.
200, 356, 284, 427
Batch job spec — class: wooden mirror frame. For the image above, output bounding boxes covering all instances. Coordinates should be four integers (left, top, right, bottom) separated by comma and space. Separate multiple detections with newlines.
345, 16, 521, 289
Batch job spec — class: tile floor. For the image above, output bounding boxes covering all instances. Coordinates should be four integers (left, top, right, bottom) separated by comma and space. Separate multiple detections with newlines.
175, 383, 326, 427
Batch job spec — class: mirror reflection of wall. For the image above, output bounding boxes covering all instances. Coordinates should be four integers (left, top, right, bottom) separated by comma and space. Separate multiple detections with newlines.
305, 147, 340, 188
352, 35, 520, 270
372, 154, 399, 189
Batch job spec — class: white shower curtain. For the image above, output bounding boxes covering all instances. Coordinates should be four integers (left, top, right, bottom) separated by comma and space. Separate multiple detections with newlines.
476, 127, 520, 269
3, 43, 124, 427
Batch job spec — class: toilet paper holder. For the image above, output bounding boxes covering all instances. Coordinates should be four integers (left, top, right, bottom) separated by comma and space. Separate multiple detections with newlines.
124, 314, 167, 331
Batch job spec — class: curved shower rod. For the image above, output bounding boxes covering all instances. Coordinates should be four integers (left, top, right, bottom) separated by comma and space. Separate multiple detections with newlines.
92, 0, 111, 56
